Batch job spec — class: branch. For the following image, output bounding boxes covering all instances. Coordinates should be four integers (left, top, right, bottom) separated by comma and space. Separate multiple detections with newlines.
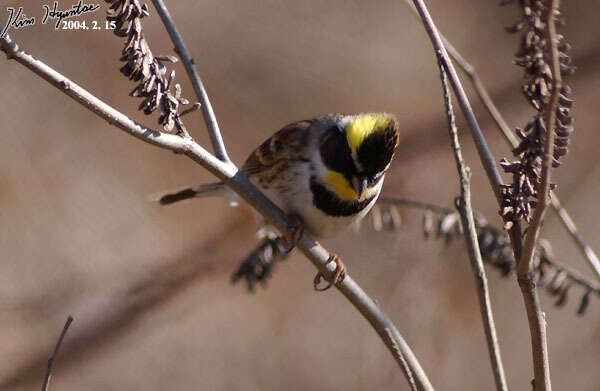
404, 0, 600, 286
377, 196, 600, 316
515, 2, 562, 388
441, 31, 600, 282
409, 0, 523, 274
41, 316, 73, 391
378, 197, 454, 215
438, 61, 508, 391
549, 197, 600, 280
408, 1, 549, 389
150, 0, 231, 164
1, 27, 433, 391
441, 39, 519, 148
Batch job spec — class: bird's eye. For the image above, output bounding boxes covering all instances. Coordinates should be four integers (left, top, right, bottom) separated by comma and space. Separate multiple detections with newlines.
320, 127, 355, 176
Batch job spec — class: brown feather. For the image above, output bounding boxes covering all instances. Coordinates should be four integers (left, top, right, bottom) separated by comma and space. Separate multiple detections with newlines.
241, 119, 313, 188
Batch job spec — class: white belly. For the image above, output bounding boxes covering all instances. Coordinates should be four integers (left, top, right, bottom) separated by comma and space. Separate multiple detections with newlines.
253, 169, 381, 238
291, 186, 379, 238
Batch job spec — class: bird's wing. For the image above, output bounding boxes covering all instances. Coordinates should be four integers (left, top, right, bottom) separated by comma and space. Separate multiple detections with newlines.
241, 119, 314, 182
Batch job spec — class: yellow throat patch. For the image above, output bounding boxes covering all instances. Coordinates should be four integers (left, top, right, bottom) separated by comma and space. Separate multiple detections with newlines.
345, 114, 392, 154
326, 170, 357, 199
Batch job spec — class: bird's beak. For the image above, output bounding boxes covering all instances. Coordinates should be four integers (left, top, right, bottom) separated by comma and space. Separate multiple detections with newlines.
352, 176, 369, 199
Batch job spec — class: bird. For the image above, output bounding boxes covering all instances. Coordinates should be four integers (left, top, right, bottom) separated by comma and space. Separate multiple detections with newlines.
158, 113, 399, 290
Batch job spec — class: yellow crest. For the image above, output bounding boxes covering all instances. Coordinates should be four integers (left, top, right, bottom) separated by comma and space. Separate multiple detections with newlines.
345, 114, 392, 153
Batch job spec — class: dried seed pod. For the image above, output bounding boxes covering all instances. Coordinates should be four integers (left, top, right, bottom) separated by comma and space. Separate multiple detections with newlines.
231, 234, 289, 292
577, 290, 591, 316
547, 270, 567, 295
371, 205, 384, 232
438, 212, 460, 237
376, 197, 598, 313
500, 0, 574, 229
554, 283, 570, 307
105, 0, 193, 136
477, 226, 515, 276
536, 264, 547, 287
423, 210, 434, 239
381, 205, 402, 231
371, 205, 402, 232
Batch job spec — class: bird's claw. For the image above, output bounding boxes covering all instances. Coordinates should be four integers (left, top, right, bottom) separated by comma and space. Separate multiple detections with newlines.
313, 254, 346, 291
282, 214, 304, 253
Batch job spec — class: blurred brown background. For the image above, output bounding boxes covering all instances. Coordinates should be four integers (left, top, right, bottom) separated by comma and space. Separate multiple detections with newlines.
1, 0, 599, 390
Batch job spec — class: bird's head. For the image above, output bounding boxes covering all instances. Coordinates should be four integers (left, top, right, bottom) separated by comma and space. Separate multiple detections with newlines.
319, 113, 399, 201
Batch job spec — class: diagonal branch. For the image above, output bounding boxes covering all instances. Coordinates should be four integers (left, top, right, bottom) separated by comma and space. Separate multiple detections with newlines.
403, 0, 600, 284
409, 0, 523, 265
1, 28, 433, 391
441, 28, 600, 282
150, 0, 231, 164
408, 1, 552, 389
41, 316, 73, 391
549, 197, 600, 280
438, 61, 508, 391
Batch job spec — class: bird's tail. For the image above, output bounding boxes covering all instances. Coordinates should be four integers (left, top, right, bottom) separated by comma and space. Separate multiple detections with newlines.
156, 182, 227, 205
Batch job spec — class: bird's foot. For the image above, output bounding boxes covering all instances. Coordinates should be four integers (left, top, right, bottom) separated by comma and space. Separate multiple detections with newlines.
282, 214, 304, 253
313, 253, 346, 291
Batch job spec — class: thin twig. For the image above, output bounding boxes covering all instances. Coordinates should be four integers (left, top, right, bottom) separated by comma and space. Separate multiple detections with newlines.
1, 29, 433, 391
440, 28, 600, 282
549, 197, 600, 280
409, 1, 552, 389
377, 196, 489, 228
540, 256, 600, 295
516, 2, 562, 389
441, 39, 519, 148
180, 102, 201, 118
378, 195, 600, 312
151, 0, 231, 164
378, 196, 454, 215
409, 0, 523, 265
41, 316, 73, 391
438, 61, 508, 391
